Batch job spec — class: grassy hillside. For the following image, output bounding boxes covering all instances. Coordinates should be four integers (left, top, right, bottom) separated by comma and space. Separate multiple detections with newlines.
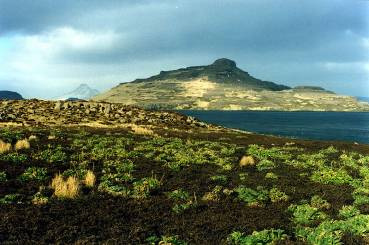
1, 108, 369, 243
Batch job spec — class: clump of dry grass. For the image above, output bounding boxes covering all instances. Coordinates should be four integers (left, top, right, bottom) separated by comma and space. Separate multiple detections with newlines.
0, 139, 11, 154
84, 170, 96, 187
239, 155, 255, 167
131, 124, 154, 136
29, 135, 38, 141
15, 139, 30, 150
48, 135, 56, 140
51, 174, 80, 199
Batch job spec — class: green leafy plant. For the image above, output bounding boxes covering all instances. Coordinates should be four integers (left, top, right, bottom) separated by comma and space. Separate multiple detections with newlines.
265, 172, 278, 180
202, 185, 223, 202
0, 193, 23, 204
132, 176, 161, 199
295, 224, 342, 245
19, 167, 48, 182
257, 159, 276, 171
310, 168, 352, 185
269, 187, 289, 203
0, 171, 7, 182
339, 205, 360, 219
239, 172, 248, 181
210, 175, 228, 184
288, 204, 328, 226
247, 144, 293, 161
310, 195, 331, 210
235, 186, 269, 207
0, 152, 28, 164
168, 189, 196, 213
98, 180, 131, 197
39, 145, 67, 164
159, 235, 188, 245
228, 229, 288, 244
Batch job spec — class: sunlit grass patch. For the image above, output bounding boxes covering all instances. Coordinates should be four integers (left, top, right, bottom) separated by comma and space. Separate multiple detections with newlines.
51, 174, 80, 199
239, 155, 255, 167
0, 139, 11, 154
130, 124, 155, 136
84, 170, 96, 187
28, 135, 38, 141
15, 139, 30, 150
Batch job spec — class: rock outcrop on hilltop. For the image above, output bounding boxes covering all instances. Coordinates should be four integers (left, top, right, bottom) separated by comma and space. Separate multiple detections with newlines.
93, 58, 369, 111
0, 100, 210, 129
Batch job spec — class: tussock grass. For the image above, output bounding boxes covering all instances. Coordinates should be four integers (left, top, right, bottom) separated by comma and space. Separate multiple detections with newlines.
84, 170, 96, 187
131, 125, 154, 136
28, 135, 38, 141
0, 139, 11, 154
15, 139, 30, 150
239, 155, 255, 167
51, 174, 80, 199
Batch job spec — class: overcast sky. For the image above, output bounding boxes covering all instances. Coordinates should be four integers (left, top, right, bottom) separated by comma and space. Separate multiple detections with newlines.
0, 0, 368, 98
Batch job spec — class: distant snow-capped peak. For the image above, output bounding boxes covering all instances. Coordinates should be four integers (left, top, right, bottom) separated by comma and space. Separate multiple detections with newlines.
57, 83, 99, 100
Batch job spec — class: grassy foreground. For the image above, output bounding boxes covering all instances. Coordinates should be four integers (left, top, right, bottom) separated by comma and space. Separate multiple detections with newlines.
0, 125, 369, 244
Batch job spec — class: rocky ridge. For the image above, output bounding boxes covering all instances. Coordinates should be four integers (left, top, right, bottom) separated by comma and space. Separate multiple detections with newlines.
0, 100, 211, 130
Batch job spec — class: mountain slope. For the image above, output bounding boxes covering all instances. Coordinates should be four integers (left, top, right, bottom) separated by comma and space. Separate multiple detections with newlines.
0, 91, 23, 100
93, 58, 369, 111
57, 83, 99, 100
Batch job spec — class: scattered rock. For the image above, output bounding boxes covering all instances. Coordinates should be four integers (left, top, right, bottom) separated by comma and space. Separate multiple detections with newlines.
54, 102, 62, 111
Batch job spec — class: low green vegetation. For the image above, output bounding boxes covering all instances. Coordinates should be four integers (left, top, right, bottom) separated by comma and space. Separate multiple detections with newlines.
0, 171, 6, 182
19, 167, 48, 182
1, 127, 369, 244
228, 229, 289, 244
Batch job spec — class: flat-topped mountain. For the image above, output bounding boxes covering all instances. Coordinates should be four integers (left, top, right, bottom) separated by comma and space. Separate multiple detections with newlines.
93, 58, 369, 111
131, 58, 290, 91
0, 91, 23, 100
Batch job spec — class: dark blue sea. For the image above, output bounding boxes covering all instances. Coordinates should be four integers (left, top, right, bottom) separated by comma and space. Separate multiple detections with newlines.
180, 111, 369, 144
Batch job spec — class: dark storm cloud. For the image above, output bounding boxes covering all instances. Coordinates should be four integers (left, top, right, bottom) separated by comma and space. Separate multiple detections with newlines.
0, 0, 368, 97
0, 0, 150, 34
50, 0, 369, 65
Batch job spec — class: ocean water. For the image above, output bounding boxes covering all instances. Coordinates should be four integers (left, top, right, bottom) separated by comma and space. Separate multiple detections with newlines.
180, 111, 369, 144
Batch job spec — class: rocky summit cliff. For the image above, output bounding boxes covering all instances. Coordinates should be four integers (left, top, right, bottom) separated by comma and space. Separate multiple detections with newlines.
93, 58, 369, 111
